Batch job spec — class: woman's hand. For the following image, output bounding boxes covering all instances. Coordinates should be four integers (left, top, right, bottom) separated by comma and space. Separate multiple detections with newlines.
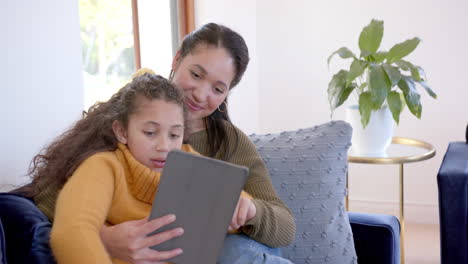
100, 214, 184, 264
228, 196, 256, 231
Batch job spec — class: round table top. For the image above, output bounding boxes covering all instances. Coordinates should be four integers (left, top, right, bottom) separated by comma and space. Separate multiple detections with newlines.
348, 137, 436, 164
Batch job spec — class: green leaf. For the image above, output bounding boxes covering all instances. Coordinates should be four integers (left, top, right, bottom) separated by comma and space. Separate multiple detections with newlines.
358, 82, 368, 93
410, 65, 426, 82
399, 92, 407, 111
340, 83, 357, 107
359, 19, 384, 54
418, 81, 437, 99
360, 50, 372, 59
359, 92, 373, 128
395, 60, 425, 81
397, 75, 422, 118
395, 60, 412, 71
387, 37, 421, 63
347, 59, 367, 84
387, 91, 403, 124
382, 63, 401, 86
327, 70, 356, 112
374, 51, 388, 63
327, 47, 356, 67
368, 64, 391, 109
410, 66, 421, 81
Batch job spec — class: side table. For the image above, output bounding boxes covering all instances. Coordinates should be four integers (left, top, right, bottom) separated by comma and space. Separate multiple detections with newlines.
346, 137, 436, 264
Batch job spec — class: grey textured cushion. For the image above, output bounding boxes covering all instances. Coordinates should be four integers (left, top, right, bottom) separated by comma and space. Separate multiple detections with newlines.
249, 120, 357, 264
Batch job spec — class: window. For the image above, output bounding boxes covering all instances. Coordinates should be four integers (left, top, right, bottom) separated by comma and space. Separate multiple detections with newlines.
78, 0, 193, 111
79, 0, 135, 110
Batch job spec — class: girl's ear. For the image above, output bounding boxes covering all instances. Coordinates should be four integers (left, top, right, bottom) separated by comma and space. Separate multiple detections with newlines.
112, 120, 128, 144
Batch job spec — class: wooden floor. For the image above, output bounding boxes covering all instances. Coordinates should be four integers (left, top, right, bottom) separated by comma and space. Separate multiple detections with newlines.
404, 222, 440, 264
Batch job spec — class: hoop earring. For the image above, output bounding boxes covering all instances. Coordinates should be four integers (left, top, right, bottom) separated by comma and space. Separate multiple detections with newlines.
217, 101, 227, 113
169, 69, 174, 80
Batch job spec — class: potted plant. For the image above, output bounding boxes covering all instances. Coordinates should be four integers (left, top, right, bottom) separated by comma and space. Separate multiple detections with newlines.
327, 19, 436, 156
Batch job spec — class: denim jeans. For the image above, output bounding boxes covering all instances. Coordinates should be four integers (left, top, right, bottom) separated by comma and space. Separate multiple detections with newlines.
217, 233, 294, 264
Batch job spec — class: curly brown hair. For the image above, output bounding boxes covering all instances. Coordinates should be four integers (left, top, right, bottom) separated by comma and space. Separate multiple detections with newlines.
24, 73, 185, 197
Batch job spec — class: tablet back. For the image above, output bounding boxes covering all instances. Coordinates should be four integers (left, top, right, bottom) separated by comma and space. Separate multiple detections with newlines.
148, 150, 249, 264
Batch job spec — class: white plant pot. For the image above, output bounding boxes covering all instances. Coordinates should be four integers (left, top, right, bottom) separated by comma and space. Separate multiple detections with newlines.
346, 105, 394, 157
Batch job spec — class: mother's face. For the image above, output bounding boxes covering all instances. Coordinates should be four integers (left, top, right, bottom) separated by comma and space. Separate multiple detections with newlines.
171, 45, 235, 129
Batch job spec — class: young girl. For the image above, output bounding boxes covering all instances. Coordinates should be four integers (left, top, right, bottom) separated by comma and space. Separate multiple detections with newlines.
101, 24, 295, 264
42, 73, 193, 263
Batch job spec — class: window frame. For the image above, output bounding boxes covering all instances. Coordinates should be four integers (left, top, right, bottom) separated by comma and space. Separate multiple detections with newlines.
131, 0, 194, 70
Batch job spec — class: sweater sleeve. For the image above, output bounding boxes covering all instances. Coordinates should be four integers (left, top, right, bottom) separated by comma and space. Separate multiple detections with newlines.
188, 123, 296, 247
233, 128, 296, 248
50, 153, 118, 264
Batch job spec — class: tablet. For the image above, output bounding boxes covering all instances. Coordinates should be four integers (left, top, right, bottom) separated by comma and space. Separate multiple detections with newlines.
148, 150, 249, 264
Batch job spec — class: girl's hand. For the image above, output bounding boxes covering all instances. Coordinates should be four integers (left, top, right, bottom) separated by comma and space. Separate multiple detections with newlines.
228, 196, 256, 231
100, 214, 184, 264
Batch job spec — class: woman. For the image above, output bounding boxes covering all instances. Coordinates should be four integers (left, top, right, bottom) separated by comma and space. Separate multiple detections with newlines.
98, 23, 296, 264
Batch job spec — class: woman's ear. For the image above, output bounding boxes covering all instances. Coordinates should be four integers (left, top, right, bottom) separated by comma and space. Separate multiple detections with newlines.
112, 120, 128, 144
171, 50, 181, 71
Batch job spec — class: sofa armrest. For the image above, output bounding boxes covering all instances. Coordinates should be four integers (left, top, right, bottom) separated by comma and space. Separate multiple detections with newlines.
437, 141, 468, 264
0, 218, 6, 264
349, 212, 400, 264
0, 193, 56, 264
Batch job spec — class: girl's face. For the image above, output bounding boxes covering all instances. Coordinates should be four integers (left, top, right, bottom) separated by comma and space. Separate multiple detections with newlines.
114, 98, 184, 172
171, 45, 236, 131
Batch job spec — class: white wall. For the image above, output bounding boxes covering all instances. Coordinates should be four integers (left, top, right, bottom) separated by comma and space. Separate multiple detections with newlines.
195, 0, 259, 135
198, 0, 468, 224
256, 0, 468, 224
0, 0, 83, 191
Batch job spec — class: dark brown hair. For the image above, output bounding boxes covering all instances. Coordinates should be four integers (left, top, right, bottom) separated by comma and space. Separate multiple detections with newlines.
176, 23, 250, 158
25, 73, 185, 197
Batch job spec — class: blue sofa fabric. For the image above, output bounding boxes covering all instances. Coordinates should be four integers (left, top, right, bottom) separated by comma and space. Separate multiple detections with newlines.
0, 218, 6, 264
0, 185, 401, 264
349, 212, 400, 264
437, 141, 468, 264
0, 193, 56, 264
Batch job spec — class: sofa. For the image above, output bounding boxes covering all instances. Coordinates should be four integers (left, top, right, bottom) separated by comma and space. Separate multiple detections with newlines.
0, 120, 400, 264
437, 124, 468, 264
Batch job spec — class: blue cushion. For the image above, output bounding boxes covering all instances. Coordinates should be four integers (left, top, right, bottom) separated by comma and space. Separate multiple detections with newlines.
0, 193, 56, 264
349, 212, 400, 264
249, 121, 357, 264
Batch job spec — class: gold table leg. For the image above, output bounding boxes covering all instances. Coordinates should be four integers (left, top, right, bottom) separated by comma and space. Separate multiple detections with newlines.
400, 164, 405, 264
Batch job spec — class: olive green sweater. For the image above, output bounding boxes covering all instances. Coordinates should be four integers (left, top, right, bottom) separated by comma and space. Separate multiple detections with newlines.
187, 122, 296, 248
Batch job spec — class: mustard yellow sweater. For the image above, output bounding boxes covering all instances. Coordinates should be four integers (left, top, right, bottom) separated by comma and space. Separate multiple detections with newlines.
50, 144, 198, 264
40, 122, 296, 256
